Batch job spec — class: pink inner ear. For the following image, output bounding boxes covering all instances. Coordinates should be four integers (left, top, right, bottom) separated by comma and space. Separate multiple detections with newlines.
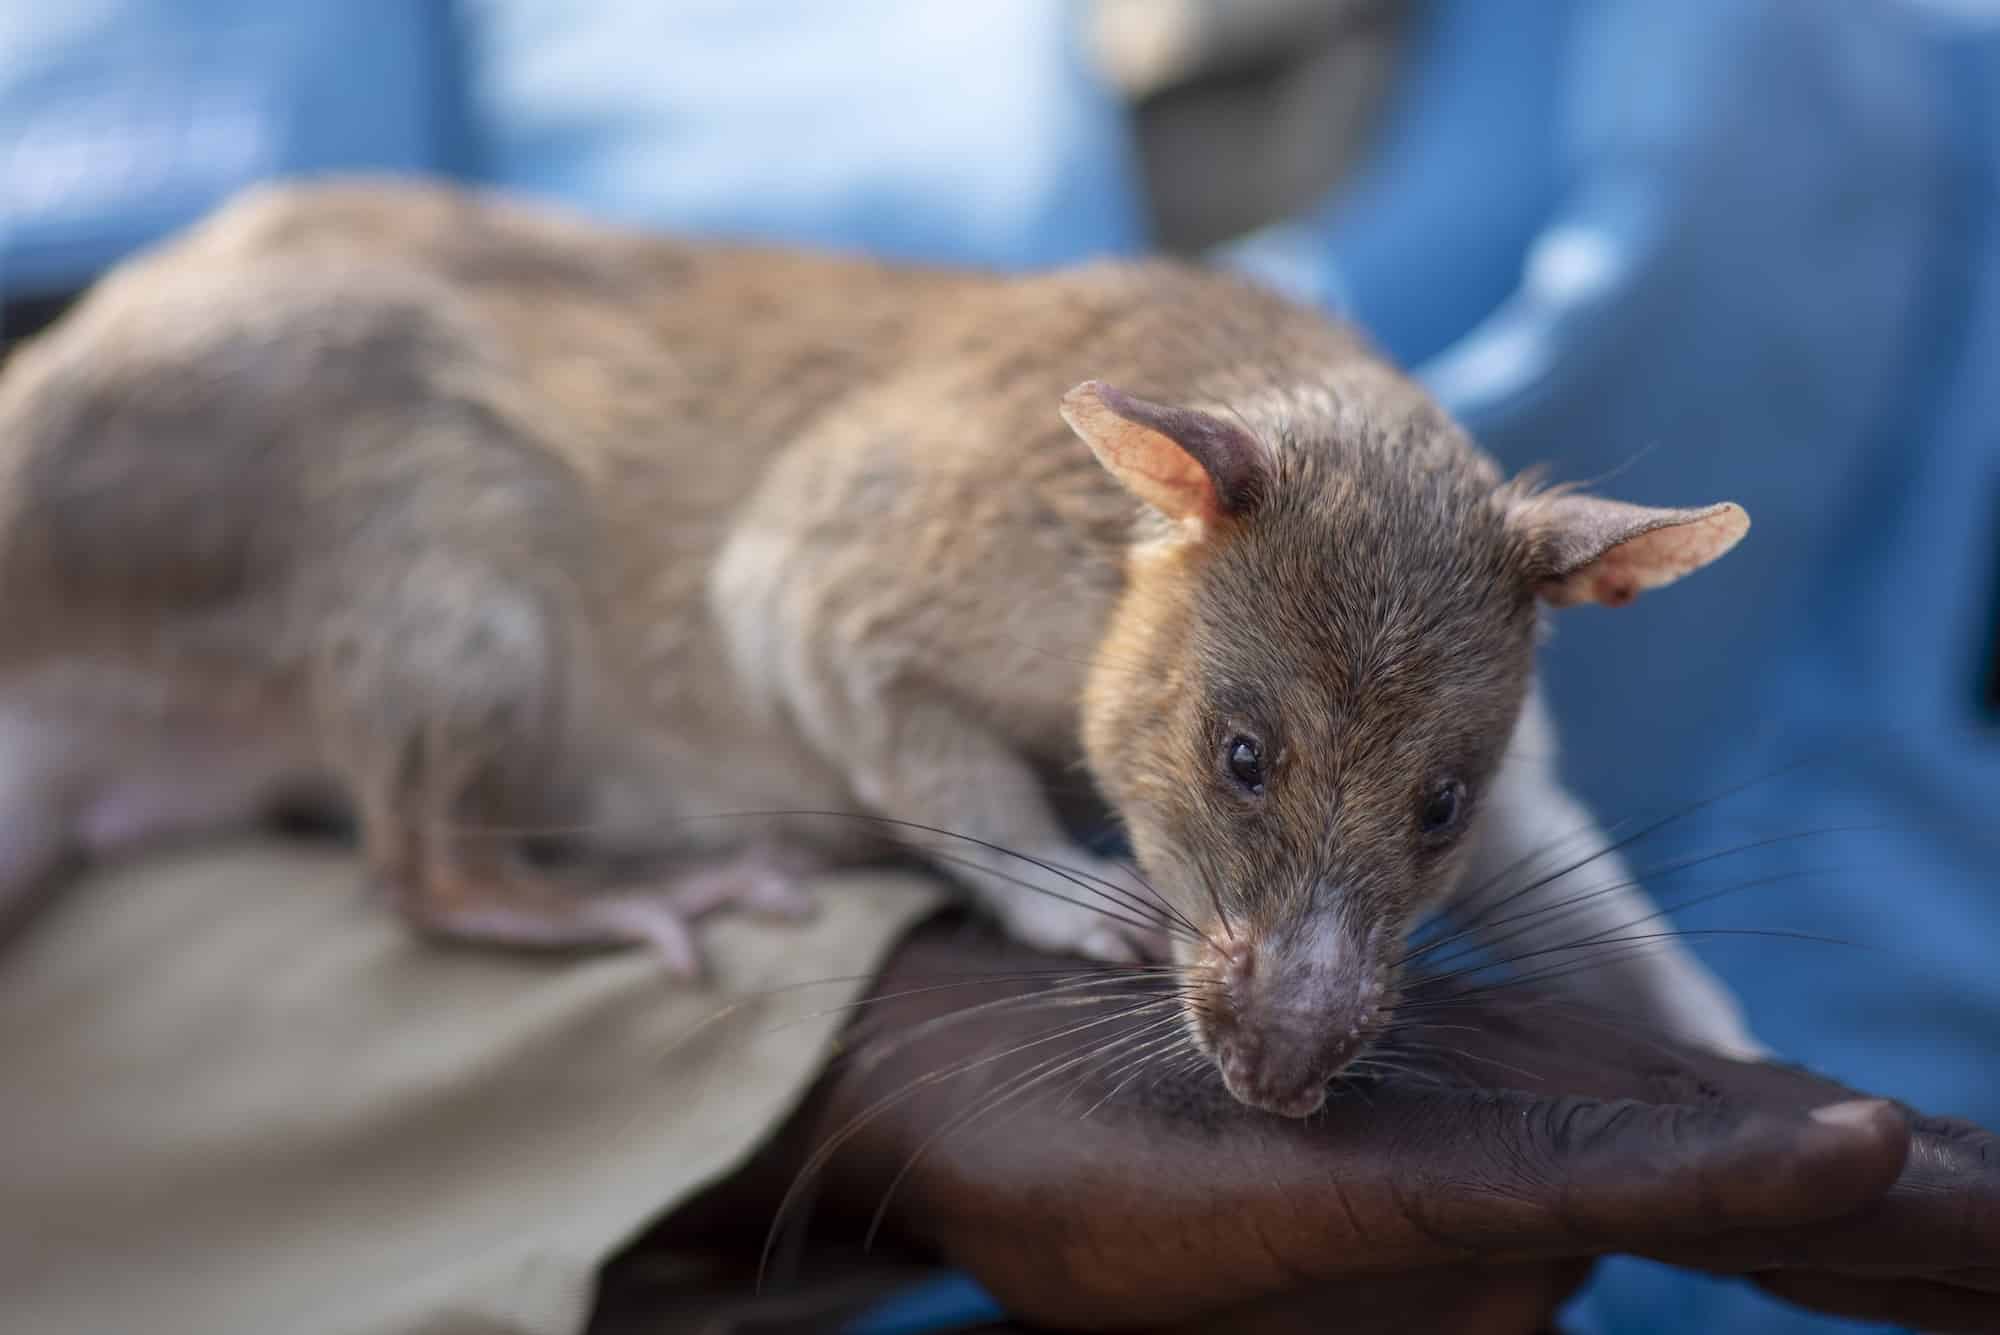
1542, 503, 1747, 607
1099, 431, 1221, 524
1061, 381, 1231, 526
1557, 552, 1646, 607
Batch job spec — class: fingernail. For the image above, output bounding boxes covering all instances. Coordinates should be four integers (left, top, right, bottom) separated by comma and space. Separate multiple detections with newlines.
1809, 1098, 1890, 1131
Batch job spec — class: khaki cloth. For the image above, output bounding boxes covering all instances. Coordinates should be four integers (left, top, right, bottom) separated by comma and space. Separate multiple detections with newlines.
0, 839, 942, 1335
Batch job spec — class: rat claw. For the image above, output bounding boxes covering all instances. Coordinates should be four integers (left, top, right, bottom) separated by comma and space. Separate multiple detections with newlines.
592, 843, 824, 976
994, 887, 1165, 966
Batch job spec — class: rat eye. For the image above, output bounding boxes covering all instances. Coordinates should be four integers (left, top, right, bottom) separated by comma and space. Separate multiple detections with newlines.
1419, 779, 1467, 837
1225, 736, 1265, 794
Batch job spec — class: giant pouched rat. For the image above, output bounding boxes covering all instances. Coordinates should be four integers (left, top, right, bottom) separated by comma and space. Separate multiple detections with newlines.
0, 179, 1757, 1116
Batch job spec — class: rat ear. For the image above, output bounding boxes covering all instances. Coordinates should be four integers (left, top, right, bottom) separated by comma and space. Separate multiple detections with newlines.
1060, 380, 1268, 529
1512, 492, 1749, 607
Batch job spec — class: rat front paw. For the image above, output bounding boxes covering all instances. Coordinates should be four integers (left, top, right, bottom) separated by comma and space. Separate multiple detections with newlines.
987, 854, 1171, 964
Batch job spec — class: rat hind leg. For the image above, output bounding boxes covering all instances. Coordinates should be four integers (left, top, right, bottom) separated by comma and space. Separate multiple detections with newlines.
378, 823, 821, 977
313, 570, 816, 977
356, 753, 822, 978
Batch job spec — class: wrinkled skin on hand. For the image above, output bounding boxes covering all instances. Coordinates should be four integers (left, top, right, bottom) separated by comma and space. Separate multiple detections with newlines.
674, 920, 2000, 1334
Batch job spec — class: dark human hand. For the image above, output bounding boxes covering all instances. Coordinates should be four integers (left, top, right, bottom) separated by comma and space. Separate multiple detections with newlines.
767, 922, 1999, 1333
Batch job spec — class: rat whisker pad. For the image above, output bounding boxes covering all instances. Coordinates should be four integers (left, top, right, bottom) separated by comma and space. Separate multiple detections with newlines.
0, 177, 1757, 1116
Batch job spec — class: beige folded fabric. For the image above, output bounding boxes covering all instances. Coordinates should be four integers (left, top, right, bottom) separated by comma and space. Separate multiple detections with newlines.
0, 839, 943, 1335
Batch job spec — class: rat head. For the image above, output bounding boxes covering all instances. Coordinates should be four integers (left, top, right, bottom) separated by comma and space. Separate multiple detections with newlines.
1062, 376, 1747, 1117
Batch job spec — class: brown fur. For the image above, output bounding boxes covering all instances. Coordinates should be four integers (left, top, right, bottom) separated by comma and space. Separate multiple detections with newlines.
0, 178, 1753, 1112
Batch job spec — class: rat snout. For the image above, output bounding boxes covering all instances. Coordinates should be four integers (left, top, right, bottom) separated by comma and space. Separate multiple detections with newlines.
1199, 919, 1386, 1118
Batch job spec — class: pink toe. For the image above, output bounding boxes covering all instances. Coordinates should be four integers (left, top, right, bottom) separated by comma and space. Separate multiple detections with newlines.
746, 874, 816, 920
590, 900, 703, 978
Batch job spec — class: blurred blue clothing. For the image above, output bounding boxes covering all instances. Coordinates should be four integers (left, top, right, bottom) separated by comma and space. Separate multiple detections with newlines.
4, 3, 1996, 1333
458, 0, 1147, 269
1, 1, 1143, 298
0, 1, 472, 299
1223, 0, 1576, 366
1231, 3, 2000, 1332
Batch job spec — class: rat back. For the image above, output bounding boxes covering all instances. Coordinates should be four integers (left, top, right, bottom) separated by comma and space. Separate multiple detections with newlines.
0, 177, 1392, 949
0, 178, 1185, 940
0, 181, 943, 922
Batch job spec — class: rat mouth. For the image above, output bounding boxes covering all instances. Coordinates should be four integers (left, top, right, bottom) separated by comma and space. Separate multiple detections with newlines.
1215, 1038, 1357, 1117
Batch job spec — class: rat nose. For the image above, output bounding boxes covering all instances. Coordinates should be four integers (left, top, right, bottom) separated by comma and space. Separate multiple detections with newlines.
1205, 922, 1381, 1117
